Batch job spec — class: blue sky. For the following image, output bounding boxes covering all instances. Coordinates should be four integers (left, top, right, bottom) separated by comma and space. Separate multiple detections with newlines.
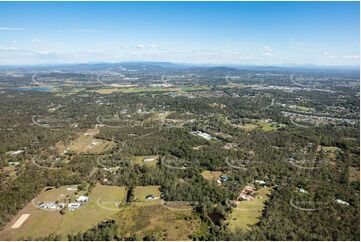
0, 1, 359, 66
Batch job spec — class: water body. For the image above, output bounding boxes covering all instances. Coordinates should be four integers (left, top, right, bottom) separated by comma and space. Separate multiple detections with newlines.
14, 87, 52, 92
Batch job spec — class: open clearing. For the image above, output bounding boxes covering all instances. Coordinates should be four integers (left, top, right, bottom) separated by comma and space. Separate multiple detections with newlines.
289, 105, 315, 112
93, 88, 122, 94
132, 155, 159, 167
230, 119, 279, 132
256, 120, 279, 131
153, 111, 174, 121
93, 87, 180, 94
318, 145, 341, 166
349, 166, 360, 182
60, 184, 126, 236
116, 204, 200, 240
11, 214, 30, 229
60, 127, 116, 155
32, 185, 82, 204
228, 187, 272, 231
0, 184, 126, 240
236, 123, 259, 131
95, 185, 127, 210
133, 186, 162, 206
93, 85, 209, 95
0, 165, 18, 178
201, 170, 223, 181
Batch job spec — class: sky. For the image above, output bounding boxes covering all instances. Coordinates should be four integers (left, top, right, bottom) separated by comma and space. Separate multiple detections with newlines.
0, 1, 359, 66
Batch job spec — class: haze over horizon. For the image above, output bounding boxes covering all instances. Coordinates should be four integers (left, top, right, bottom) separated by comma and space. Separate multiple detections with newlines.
0, 1, 359, 66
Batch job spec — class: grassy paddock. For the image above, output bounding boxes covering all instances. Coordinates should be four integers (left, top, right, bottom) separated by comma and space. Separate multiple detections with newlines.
0, 184, 126, 240
228, 187, 272, 231
117, 204, 200, 240
235, 120, 278, 132
201, 170, 223, 181
132, 155, 159, 167
61, 128, 115, 155
133, 186, 162, 206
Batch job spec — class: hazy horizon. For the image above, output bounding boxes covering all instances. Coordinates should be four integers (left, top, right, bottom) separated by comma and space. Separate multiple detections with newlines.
0, 1, 359, 66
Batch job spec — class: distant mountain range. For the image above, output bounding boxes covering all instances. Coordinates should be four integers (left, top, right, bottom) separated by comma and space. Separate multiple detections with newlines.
0, 61, 359, 73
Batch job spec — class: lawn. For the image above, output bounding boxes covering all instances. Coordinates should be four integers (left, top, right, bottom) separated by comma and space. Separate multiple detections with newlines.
62, 128, 116, 155
121, 87, 180, 93
201, 170, 223, 181
132, 155, 159, 167
289, 105, 315, 112
235, 120, 278, 132
131, 156, 141, 164
133, 186, 162, 205
0, 184, 126, 240
33, 186, 81, 203
256, 120, 278, 131
93, 88, 121, 94
236, 123, 259, 131
93, 185, 127, 208
181, 85, 210, 92
228, 187, 272, 231
55, 86, 86, 96
60, 184, 126, 236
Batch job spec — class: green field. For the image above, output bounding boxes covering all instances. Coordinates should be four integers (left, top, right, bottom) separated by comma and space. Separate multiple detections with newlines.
181, 85, 210, 92
236, 120, 279, 132
133, 186, 162, 205
93, 87, 180, 94
92, 85, 209, 95
228, 187, 272, 231
0, 184, 126, 240
256, 120, 278, 131
132, 155, 159, 167
201, 170, 223, 181
289, 105, 315, 112
237, 123, 259, 131
63, 128, 116, 155
116, 204, 200, 240
0, 184, 204, 240
319, 145, 341, 166
60, 184, 127, 236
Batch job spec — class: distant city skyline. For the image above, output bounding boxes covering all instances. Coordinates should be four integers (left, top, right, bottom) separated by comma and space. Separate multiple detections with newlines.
0, 1, 359, 66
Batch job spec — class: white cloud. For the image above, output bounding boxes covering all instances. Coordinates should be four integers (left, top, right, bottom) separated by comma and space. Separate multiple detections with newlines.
329, 55, 359, 60
0, 43, 358, 66
321, 50, 359, 61
36, 50, 50, 55
341, 55, 359, 60
262, 45, 274, 57
0, 27, 23, 31
0, 45, 19, 51
264, 45, 273, 52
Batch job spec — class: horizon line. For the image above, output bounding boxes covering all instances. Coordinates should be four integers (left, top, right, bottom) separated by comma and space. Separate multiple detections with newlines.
0, 61, 359, 69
